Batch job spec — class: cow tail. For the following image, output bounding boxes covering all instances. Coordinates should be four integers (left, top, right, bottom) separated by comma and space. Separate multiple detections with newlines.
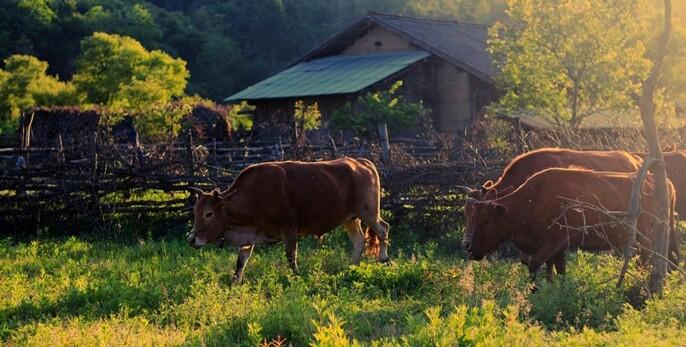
365, 225, 381, 257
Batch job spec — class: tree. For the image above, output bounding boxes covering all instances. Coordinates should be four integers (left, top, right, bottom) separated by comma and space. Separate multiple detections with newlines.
0, 54, 77, 130
489, 0, 650, 129
72, 32, 188, 110
292, 100, 321, 148
641, 0, 672, 293
332, 81, 430, 164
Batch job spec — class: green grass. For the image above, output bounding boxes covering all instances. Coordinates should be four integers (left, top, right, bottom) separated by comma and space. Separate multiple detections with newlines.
1, 227, 685, 346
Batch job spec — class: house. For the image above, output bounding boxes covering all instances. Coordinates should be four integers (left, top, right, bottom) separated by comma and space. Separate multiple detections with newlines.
224, 12, 497, 133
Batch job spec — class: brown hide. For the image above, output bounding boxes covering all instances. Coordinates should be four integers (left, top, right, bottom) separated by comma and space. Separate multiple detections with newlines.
463, 168, 679, 274
188, 157, 390, 281
659, 151, 686, 217
474, 148, 642, 200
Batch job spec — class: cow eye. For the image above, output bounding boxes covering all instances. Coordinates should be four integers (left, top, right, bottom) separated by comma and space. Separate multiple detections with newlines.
205, 212, 214, 218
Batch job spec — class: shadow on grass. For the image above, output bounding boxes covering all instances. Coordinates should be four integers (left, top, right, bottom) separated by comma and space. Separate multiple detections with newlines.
0, 280, 165, 339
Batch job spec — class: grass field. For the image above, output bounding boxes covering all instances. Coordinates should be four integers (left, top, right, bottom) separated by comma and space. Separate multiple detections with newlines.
1, 224, 686, 346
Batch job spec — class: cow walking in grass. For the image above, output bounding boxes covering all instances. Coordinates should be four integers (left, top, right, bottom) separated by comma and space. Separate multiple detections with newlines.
187, 157, 390, 283
462, 168, 679, 279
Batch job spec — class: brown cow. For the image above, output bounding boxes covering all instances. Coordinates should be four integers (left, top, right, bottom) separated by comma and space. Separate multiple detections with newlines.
634, 150, 686, 217
187, 157, 390, 283
462, 168, 678, 278
465, 148, 642, 200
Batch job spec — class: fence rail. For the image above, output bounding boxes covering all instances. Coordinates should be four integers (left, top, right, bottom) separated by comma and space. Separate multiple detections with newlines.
0, 136, 502, 234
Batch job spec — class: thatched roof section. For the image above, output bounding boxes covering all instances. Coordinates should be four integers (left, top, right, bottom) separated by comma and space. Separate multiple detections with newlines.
182, 104, 232, 141
20, 107, 101, 148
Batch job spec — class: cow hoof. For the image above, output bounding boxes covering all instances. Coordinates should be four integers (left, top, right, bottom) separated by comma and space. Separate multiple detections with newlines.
232, 276, 244, 285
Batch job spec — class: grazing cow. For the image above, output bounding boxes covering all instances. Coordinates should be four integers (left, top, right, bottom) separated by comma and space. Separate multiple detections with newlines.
464, 148, 642, 200
634, 150, 686, 217
462, 168, 678, 278
187, 157, 390, 283
632, 150, 685, 261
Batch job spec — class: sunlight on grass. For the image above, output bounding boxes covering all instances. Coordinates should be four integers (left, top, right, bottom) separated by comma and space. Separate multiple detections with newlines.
1, 236, 685, 346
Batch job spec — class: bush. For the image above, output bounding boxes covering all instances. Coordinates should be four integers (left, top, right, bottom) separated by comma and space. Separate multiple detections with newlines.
529, 252, 647, 330
331, 80, 430, 138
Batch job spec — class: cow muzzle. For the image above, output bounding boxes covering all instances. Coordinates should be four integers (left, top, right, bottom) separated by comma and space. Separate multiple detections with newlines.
462, 241, 483, 260
187, 230, 201, 249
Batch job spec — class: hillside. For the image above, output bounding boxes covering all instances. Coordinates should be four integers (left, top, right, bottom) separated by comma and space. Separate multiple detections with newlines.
0, 0, 508, 102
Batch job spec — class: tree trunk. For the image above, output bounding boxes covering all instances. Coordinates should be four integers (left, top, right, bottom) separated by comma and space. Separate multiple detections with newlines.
641, 0, 672, 294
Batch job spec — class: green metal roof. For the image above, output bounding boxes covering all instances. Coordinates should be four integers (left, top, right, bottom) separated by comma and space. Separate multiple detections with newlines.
224, 50, 430, 102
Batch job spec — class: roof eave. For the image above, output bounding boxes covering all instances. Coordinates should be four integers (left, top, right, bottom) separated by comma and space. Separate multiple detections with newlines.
287, 17, 373, 67
224, 54, 430, 103
368, 16, 495, 83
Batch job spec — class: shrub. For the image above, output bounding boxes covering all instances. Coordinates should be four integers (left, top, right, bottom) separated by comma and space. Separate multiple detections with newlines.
529, 252, 647, 330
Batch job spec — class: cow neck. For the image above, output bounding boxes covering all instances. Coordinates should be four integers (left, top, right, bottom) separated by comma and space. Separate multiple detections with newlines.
492, 187, 541, 255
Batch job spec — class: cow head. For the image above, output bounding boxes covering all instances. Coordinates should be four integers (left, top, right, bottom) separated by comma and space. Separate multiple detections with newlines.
458, 181, 501, 200
187, 188, 233, 248
457, 185, 482, 199
462, 198, 509, 260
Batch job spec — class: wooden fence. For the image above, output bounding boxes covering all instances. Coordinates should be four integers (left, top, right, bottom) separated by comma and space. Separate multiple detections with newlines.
0, 134, 503, 235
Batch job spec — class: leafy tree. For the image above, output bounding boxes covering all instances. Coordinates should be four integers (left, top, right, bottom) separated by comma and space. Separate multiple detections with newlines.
489, 0, 651, 129
332, 81, 429, 137
72, 32, 188, 110
0, 54, 77, 130
292, 100, 321, 146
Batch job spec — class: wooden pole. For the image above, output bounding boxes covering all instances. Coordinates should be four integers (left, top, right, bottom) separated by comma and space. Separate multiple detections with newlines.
89, 130, 100, 209
377, 122, 392, 166
641, 0, 672, 293
186, 129, 195, 206
617, 157, 655, 288
212, 137, 218, 177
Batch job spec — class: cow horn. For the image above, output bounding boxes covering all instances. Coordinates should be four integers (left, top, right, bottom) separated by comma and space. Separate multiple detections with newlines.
187, 187, 205, 195
466, 197, 478, 203
219, 189, 236, 199
456, 185, 475, 194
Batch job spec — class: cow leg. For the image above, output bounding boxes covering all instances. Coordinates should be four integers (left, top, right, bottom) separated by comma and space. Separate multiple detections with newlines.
545, 259, 555, 281
284, 231, 299, 274
234, 245, 254, 284
552, 252, 566, 276
343, 219, 365, 264
544, 252, 566, 280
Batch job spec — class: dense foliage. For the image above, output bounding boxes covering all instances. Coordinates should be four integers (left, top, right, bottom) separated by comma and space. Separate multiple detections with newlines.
489, 0, 686, 128
0, 0, 510, 104
332, 81, 430, 138
73, 32, 188, 110
0, 55, 78, 132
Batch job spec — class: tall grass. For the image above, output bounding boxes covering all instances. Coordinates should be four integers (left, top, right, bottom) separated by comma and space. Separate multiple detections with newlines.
1, 229, 685, 346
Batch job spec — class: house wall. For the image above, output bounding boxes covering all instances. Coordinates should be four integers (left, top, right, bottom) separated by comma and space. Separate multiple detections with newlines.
342, 26, 414, 54
248, 25, 498, 137
433, 60, 472, 132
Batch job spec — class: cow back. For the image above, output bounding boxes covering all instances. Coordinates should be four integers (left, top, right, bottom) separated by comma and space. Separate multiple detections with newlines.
484, 148, 641, 200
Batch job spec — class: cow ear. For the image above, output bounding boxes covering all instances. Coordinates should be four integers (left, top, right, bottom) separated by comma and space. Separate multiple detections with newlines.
492, 203, 507, 217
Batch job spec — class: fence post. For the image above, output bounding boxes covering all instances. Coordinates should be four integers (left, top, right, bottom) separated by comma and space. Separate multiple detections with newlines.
328, 136, 338, 159
212, 137, 218, 177
89, 130, 99, 210
186, 129, 195, 207
377, 122, 392, 166
58, 134, 65, 165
